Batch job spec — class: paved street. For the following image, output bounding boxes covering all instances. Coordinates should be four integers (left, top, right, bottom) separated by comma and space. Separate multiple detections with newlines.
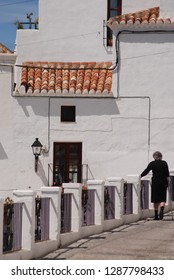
42, 212, 174, 260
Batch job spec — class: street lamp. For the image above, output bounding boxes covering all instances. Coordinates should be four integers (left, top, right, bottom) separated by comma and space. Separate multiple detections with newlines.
31, 138, 43, 172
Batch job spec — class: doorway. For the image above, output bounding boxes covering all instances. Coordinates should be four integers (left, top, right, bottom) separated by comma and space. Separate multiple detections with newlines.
53, 142, 82, 185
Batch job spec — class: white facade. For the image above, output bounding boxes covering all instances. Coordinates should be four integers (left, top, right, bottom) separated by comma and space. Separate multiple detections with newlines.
15, 0, 109, 64
1, 0, 174, 193
0, 53, 17, 195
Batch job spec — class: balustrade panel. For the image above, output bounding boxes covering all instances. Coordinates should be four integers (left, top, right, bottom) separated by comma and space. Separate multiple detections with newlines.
141, 180, 149, 209
104, 186, 115, 220
35, 197, 50, 241
61, 193, 72, 233
123, 183, 133, 215
82, 189, 95, 226
3, 201, 23, 252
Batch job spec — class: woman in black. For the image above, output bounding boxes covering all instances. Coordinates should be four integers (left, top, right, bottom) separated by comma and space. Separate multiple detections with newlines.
141, 151, 169, 220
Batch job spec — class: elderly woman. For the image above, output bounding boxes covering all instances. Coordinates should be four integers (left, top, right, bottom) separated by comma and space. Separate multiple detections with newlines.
141, 151, 169, 220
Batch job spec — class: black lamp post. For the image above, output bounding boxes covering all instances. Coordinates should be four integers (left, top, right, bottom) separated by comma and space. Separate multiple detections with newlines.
31, 138, 43, 172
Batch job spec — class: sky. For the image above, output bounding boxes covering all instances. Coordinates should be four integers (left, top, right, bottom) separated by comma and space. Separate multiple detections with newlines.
0, 0, 38, 51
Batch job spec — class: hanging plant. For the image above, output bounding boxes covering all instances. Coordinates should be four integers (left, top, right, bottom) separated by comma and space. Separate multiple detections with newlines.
34, 17, 39, 29
14, 20, 24, 29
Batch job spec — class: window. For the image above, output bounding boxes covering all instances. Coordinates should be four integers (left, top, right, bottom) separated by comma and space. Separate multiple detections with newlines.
107, 0, 122, 46
53, 143, 82, 185
61, 106, 76, 122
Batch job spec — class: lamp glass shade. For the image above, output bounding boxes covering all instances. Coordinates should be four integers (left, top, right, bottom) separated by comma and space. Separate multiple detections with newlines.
31, 138, 43, 156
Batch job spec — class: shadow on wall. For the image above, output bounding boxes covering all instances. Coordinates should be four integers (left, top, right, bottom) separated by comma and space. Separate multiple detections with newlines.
16, 97, 120, 117
37, 159, 49, 186
0, 143, 8, 160
16, 97, 48, 117
120, 32, 174, 45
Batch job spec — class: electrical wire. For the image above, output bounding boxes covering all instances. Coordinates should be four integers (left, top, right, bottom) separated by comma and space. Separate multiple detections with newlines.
3, 28, 172, 163
0, 33, 117, 70
17, 31, 101, 47
13, 30, 174, 71
1, 30, 174, 72
114, 29, 174, 163
115, 29, 174, 69
0, 0, 36, 7
1, 29, 174, 72
14, 62, 117, 71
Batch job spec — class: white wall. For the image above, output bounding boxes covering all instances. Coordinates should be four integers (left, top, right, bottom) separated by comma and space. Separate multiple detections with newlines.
0, 92, 150, 190
123, 0, 174, 20
16, 0, 112, 66
160, 0, 174, 20
1, 0, 174, 193
0, 54, 17, 195
123, 0, 160, 14
117, 31, 174, 171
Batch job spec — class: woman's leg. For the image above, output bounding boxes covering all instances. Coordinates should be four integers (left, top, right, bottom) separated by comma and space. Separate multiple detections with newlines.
159, 202, 165, 220
154, 203, 159, 220
160, 202, 165, 207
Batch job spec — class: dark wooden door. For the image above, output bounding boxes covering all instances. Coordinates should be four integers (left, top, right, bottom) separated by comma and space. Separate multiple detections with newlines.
53, 142, 82, 185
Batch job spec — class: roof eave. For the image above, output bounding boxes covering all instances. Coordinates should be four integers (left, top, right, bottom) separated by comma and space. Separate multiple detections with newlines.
0, 53, 17, 65
107, 21, 174, 33
13, 92, 114, 98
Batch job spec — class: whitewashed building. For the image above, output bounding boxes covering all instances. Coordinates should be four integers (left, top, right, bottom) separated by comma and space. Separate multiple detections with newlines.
1, 0, 174, 193
0, 44, 17, 195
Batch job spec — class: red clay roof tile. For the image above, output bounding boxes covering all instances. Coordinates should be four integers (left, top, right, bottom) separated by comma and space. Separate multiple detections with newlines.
17, 61, 113, 96
0, 43, 13, 54
107, 7, 173, 28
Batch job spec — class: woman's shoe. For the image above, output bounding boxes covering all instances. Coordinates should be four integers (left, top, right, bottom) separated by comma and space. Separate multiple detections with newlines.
154, 210, 159, 220
159, 210, 164, 220
159, 206, 164, 220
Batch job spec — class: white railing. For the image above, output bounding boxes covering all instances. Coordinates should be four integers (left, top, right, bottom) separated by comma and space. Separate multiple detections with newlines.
0, 174, 174, 260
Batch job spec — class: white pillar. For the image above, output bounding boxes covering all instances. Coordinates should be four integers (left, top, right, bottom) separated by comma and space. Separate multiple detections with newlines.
63, 183, 82, 232
169, 170, 174, 212
40, 187, 62, 240
141, 174, 153, 210
126, 175, 141, 216
87, 180, 105, 226
107, 177, 124, 219
0, 199, 4, 259
13, 190, 36, 251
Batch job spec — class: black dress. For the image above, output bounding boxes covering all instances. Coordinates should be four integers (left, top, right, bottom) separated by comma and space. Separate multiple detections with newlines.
141, 159, 169, 203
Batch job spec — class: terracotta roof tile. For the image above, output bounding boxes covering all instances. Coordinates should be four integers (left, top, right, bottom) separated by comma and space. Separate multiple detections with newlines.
107, 7, 173, 28
0, 43, 13, 54
17, 61, 113, 96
